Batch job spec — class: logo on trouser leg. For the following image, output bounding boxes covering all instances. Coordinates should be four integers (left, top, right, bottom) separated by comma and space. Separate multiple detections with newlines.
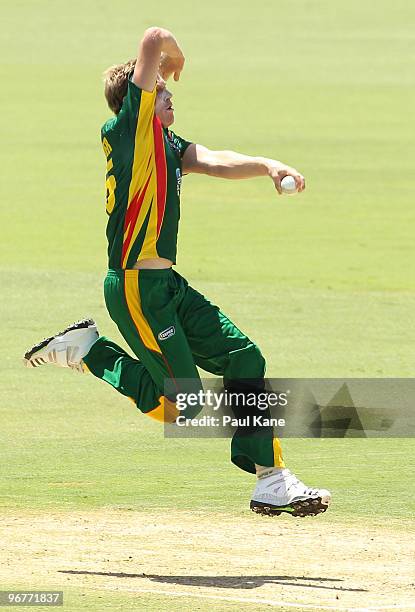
158, 326, 176, 341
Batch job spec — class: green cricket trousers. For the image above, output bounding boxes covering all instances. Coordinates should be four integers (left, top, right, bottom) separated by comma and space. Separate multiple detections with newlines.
83, 268, 284, 474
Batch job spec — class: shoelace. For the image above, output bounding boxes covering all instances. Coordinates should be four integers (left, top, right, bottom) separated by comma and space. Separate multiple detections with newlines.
284, 473, 319, 496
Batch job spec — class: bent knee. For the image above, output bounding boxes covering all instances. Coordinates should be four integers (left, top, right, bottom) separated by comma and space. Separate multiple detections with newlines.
143, 396, 179, 424
227, 343, 266, 380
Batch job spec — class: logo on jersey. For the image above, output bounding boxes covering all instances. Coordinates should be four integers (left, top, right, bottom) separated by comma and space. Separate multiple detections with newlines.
167, 130, 182, 156
158, 325, 176, 341
176, 168, 182, 197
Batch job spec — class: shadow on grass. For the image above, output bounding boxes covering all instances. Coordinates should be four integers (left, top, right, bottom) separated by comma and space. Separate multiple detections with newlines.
59, 570, 367, 592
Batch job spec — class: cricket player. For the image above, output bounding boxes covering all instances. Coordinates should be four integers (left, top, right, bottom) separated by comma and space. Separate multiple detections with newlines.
24, 27, 331, 518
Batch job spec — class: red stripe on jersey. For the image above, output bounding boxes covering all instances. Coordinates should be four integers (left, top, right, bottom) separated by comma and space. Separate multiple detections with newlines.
153, 117, 167, 238
122, 173, 152, 264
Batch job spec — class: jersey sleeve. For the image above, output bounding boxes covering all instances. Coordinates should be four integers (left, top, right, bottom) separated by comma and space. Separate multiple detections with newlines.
102, 80, 156, 146
167, 129, 193, 158
117, 80, 156, 134
100, 80, 157, 216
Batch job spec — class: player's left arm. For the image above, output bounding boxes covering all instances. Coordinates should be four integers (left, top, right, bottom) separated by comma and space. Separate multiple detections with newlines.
182, 144, 305, 194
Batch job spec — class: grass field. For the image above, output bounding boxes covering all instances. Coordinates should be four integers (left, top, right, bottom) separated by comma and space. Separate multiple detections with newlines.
1, 1, 415, 610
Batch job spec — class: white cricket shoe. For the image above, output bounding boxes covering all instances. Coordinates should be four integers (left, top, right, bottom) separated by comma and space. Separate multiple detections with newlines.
23, 318, 98, 373
250, 468, 331, 517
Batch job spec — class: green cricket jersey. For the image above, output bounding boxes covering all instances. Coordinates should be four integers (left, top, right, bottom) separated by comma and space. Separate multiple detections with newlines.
101, 80, 192, 269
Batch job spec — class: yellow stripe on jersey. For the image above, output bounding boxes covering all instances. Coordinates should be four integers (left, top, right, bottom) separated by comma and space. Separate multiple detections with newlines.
127, 87, 156, 203
122, 171, 156, 264
138, 187, 159, 260
122, 87, 157, 269
138, 117, 167, 261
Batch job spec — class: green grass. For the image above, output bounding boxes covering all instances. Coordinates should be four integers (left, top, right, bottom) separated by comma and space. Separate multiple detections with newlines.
1, 0, 415, 609
2, 267, 414, 518
0, 584, 305, 612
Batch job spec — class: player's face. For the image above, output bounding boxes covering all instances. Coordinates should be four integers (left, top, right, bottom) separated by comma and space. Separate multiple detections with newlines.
155, 82, 174, 127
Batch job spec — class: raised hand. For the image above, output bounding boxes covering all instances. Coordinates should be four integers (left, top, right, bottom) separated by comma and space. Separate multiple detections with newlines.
159, 51, 185, 82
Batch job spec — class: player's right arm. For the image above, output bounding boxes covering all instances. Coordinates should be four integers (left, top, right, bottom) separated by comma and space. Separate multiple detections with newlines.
133, 27, 185, 92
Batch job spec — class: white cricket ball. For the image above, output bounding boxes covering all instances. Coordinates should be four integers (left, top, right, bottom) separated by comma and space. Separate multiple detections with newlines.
280, 175, 297, 194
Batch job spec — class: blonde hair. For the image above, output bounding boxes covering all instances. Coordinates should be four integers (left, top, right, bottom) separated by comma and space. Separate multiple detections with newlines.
103, 59, 136, 115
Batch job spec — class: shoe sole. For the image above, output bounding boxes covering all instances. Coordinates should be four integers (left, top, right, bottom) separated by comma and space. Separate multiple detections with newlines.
23, 318, 96, 366
250, 496, 330, 518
